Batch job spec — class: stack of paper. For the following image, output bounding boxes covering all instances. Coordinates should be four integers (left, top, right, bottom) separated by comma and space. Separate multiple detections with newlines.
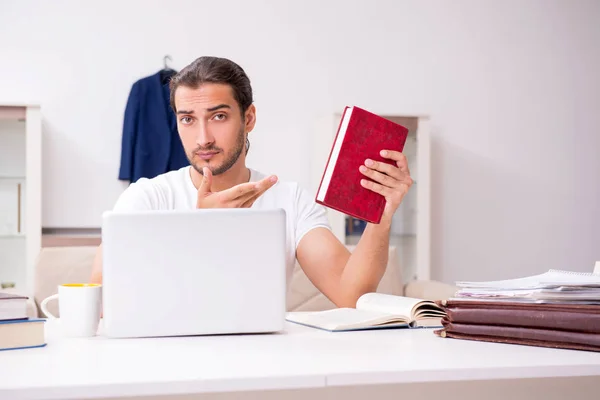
453, 269, 600, 304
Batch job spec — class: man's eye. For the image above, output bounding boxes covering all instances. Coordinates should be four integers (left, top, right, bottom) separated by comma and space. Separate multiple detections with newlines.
180, 116, 192, 124
214, 113, 226, 121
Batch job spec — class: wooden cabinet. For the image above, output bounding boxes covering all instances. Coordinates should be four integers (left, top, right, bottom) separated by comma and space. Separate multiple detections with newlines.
0, 105, 42, 295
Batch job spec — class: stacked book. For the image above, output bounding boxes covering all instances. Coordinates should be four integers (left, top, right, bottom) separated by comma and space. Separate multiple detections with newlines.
434, 269, 600, 352
0, 292, 46, 351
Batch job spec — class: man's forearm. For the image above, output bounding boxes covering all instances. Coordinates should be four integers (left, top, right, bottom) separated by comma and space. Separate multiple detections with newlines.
338, 218, 391, 307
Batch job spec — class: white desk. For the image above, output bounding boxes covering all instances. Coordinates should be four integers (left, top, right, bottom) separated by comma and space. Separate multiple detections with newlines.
1, 319, 600, 400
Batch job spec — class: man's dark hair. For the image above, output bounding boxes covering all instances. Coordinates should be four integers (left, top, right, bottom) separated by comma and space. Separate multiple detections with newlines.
169, 56, 253, 117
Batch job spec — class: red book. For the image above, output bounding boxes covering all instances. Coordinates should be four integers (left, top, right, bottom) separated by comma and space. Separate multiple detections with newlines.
315, 106, 409, 224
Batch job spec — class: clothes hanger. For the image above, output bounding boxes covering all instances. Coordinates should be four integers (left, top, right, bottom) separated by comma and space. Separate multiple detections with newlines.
160, 55, 177, 84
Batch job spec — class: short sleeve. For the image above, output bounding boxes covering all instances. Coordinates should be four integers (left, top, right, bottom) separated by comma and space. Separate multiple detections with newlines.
112, 179, 154, 212
294, 185, 332, 248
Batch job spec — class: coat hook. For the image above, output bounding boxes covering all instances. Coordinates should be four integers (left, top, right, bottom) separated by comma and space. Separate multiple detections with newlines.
163, 55, 172, 69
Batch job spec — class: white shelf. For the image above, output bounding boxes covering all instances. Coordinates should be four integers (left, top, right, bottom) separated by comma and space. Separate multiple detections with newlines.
0, 104, 41, 297
0, 233, 26, 238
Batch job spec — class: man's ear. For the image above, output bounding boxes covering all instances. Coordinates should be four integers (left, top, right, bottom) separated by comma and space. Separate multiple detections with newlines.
245, 104, 256, 133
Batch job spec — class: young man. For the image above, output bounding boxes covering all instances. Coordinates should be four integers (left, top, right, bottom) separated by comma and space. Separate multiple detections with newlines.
91, 56, 413, 308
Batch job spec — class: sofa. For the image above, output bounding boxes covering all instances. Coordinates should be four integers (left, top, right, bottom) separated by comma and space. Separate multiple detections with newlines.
14, 245, 458, 318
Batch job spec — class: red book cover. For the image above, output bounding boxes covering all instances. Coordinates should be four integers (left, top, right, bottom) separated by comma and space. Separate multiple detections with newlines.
315, 106, 409, 224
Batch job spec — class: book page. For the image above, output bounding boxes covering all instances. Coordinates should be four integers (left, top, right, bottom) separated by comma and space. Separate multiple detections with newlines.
316, 106, 353, 201
286, 308, 409, 331
357, 293, 445, 321
356, 293, 423, 319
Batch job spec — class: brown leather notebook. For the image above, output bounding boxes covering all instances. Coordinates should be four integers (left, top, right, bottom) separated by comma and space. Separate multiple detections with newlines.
436, 299, 600, 333
435, 320, 600, 352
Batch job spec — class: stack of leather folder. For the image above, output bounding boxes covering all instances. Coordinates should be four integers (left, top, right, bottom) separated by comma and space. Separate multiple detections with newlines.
434, 269, 600, 352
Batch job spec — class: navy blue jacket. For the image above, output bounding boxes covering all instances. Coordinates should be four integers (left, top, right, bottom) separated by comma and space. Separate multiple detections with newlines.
118, 72, 189, 182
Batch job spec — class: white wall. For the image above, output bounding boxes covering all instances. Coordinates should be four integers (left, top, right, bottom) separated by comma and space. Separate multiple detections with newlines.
1, 0, 599, 283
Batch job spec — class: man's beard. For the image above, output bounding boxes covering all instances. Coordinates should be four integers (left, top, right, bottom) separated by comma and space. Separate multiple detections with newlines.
189, 127, 245, 176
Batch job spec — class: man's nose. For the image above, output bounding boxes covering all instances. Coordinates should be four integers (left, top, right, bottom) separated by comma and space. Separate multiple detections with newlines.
195, 122, 215, 147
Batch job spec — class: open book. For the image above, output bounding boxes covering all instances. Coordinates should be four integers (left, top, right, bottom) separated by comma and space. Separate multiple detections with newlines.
285, 293, 446, 332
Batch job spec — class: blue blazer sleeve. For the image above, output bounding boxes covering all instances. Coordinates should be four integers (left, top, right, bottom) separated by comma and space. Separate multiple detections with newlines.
118, 82, 141, 181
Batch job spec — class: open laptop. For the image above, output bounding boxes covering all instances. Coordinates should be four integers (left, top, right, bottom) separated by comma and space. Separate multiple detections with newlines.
100, 208, 287, 338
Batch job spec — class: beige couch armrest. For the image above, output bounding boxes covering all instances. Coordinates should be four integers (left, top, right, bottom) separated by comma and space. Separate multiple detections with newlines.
33, 246, 98, 317
404, 280, 458, 301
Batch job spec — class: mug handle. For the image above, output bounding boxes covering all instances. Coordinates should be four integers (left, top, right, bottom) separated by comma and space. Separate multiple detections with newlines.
40, 293, 59, 319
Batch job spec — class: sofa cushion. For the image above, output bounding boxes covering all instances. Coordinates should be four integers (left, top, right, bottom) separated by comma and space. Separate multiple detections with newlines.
32, 244, 404, 317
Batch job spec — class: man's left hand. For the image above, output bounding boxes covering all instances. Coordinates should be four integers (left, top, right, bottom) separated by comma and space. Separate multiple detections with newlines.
359, 149, 413, 224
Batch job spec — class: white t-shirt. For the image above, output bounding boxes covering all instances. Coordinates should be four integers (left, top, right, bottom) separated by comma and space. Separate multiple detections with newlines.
112, 166, 332, 282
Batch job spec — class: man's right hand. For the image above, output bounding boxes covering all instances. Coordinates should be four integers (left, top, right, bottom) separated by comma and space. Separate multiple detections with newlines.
196, 167, 278, 209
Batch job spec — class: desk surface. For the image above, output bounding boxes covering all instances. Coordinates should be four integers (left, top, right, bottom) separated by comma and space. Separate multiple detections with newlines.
1, 319, 600, 399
